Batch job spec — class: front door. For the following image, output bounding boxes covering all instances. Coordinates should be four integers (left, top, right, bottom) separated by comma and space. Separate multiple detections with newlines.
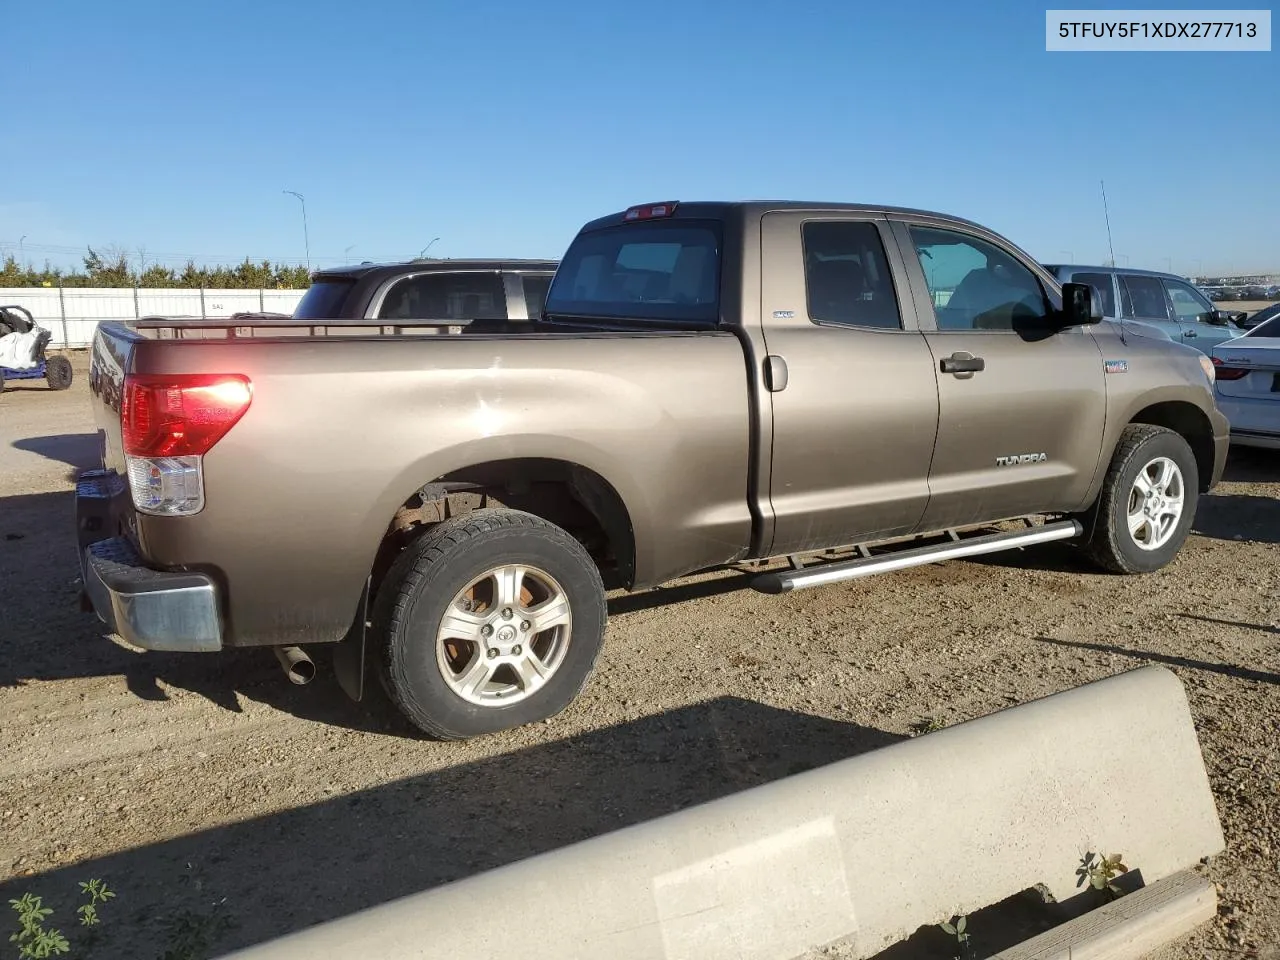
1162, 275, 1243, 352
759, 212, 939, 556
890, 219, 1108, 531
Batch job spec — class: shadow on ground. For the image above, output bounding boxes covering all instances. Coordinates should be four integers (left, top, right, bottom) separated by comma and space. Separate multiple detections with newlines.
0, 698, 904, 959
0, 488, 404, 734
1039, 636, 1280, 685
1221, 445, 1279, 485
10, 433, 102, 471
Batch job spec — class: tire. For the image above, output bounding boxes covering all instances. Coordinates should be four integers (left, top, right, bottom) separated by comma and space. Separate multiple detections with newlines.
0, 369, 5, 394
372, 508, 607, 740
45, 355, 73, 391
1082, 424, 1199, 574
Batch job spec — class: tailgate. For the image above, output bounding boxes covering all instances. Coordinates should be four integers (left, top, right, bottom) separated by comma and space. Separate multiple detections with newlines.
1213, 341, 1280, 400
88, 323, 134, 479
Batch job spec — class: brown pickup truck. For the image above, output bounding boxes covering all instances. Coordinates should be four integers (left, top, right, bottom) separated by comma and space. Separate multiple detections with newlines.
77, 201, 1229, 739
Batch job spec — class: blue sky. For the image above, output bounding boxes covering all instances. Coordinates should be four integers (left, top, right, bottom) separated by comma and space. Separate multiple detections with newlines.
5, 0, 1277, 275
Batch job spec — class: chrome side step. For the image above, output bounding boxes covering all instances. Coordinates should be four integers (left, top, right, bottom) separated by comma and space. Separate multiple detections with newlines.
751, 520, 1083, 595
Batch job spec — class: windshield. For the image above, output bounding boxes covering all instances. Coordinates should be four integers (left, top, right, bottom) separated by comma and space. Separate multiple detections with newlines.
292, 278, 356, 319
545, 220, 722, 325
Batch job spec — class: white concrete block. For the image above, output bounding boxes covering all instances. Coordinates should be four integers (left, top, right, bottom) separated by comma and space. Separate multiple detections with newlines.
216, 665, 1224, 960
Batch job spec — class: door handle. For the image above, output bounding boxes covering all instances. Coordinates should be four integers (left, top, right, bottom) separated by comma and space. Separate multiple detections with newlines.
940, 352, 985, 376
765, 355, 788, 392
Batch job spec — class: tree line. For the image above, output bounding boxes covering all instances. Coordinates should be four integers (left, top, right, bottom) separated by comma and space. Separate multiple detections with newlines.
0, 248, 313, 289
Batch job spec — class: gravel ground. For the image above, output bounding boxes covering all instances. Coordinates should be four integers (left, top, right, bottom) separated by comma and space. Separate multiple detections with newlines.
0, 351, 1276, 959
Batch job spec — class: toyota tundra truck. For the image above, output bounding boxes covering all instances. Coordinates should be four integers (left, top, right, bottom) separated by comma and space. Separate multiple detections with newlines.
76, 201, 1229, 739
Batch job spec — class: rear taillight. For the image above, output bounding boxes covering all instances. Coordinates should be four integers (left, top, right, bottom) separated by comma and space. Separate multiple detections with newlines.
1210, 357, 1249, 381
121, 374, 252, 516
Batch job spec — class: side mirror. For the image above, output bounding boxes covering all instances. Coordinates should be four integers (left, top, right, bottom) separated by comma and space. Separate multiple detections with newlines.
1060, 282, 1103, 327
1205, 310, 1230, 326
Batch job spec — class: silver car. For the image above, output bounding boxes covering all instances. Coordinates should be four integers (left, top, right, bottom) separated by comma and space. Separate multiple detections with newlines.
1211, 311, 1280, 449
1042, 264, 1247, 354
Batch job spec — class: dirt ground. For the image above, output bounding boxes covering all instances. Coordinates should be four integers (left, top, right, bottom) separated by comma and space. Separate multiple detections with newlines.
1, 350, 1276, 959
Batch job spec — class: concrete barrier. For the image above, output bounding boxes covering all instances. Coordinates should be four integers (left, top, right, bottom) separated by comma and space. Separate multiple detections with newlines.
216, 666, 1224, 960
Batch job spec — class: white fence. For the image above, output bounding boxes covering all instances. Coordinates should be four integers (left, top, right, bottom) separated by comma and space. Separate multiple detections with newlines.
0, 287, 308, 348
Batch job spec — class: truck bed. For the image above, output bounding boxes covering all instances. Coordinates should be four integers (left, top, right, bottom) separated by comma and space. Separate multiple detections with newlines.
86, 317, 756, 648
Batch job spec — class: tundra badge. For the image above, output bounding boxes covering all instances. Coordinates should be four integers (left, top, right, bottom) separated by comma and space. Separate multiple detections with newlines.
996, 453, 1048, 467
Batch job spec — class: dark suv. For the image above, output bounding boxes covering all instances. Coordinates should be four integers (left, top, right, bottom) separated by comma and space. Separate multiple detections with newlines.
292, 258, 559, 324
1041, 264, 1247, 354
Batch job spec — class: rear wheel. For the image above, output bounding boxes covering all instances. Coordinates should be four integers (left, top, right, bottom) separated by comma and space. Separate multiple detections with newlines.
45, 356, 73, 390
1082, 424, 1199, 574
372, 508, 607, 740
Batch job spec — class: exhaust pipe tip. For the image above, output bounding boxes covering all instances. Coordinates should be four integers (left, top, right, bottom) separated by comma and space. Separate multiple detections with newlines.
274, 645, 316, 685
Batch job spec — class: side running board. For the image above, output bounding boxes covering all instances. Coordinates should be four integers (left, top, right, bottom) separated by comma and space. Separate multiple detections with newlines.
752, 520, 1083, 595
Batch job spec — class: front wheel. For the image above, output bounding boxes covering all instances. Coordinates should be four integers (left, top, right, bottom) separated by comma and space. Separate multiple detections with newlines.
45, 355, 73, 390
1082, 424, 1199, 574
372, 509, 607, 740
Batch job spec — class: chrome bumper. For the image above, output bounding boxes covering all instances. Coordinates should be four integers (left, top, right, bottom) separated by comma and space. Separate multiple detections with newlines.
77, 471, 223, 653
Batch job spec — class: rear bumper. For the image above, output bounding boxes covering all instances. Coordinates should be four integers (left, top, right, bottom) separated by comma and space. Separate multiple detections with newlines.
77, 471, 224, 653
1216, 394, 1280, 450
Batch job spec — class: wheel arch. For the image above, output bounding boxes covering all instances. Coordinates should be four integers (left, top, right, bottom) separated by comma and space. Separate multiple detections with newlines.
1126, 400, 1216, 493
367, 453, 639, 600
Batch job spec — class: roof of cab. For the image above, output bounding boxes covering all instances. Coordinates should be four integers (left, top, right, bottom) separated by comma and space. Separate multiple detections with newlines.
313, 258, 560, 281
576, 200, 999, 235
1043, 263, 1192, 281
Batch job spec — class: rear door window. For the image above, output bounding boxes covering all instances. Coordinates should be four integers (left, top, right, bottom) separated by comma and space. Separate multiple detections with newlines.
801, 220, 903, 330
545, 220, 721, 325
1119, 275, 1171, 320
1068, 272, 1116, 317
378, 272, 507, 321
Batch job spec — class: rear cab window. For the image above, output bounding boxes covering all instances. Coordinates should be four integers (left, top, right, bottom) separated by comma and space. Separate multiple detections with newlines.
545, 219, 722, 326
1247, 314, 1280, 338
293, 278, 357, 319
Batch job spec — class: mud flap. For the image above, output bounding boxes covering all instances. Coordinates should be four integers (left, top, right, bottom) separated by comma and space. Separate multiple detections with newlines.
333, 578, 370, 702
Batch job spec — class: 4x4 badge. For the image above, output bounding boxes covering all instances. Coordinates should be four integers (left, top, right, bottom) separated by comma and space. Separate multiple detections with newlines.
1105, 359, 1129, 374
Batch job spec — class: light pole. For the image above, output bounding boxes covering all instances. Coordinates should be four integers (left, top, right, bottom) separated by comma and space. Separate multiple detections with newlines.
1163, 256, 1172, 273
283, 190, 310, 271
1059, 249, 1074, 262
344, 244, 356, 262
419, 237, 441, 258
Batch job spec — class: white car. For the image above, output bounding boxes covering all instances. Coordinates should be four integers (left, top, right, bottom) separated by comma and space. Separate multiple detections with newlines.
1211, 311, 1280, 449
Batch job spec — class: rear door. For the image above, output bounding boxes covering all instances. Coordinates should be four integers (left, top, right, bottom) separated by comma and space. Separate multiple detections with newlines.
759, 212, 939, 555
1118, 273, 1182, 343
889, 217, 1107, 530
